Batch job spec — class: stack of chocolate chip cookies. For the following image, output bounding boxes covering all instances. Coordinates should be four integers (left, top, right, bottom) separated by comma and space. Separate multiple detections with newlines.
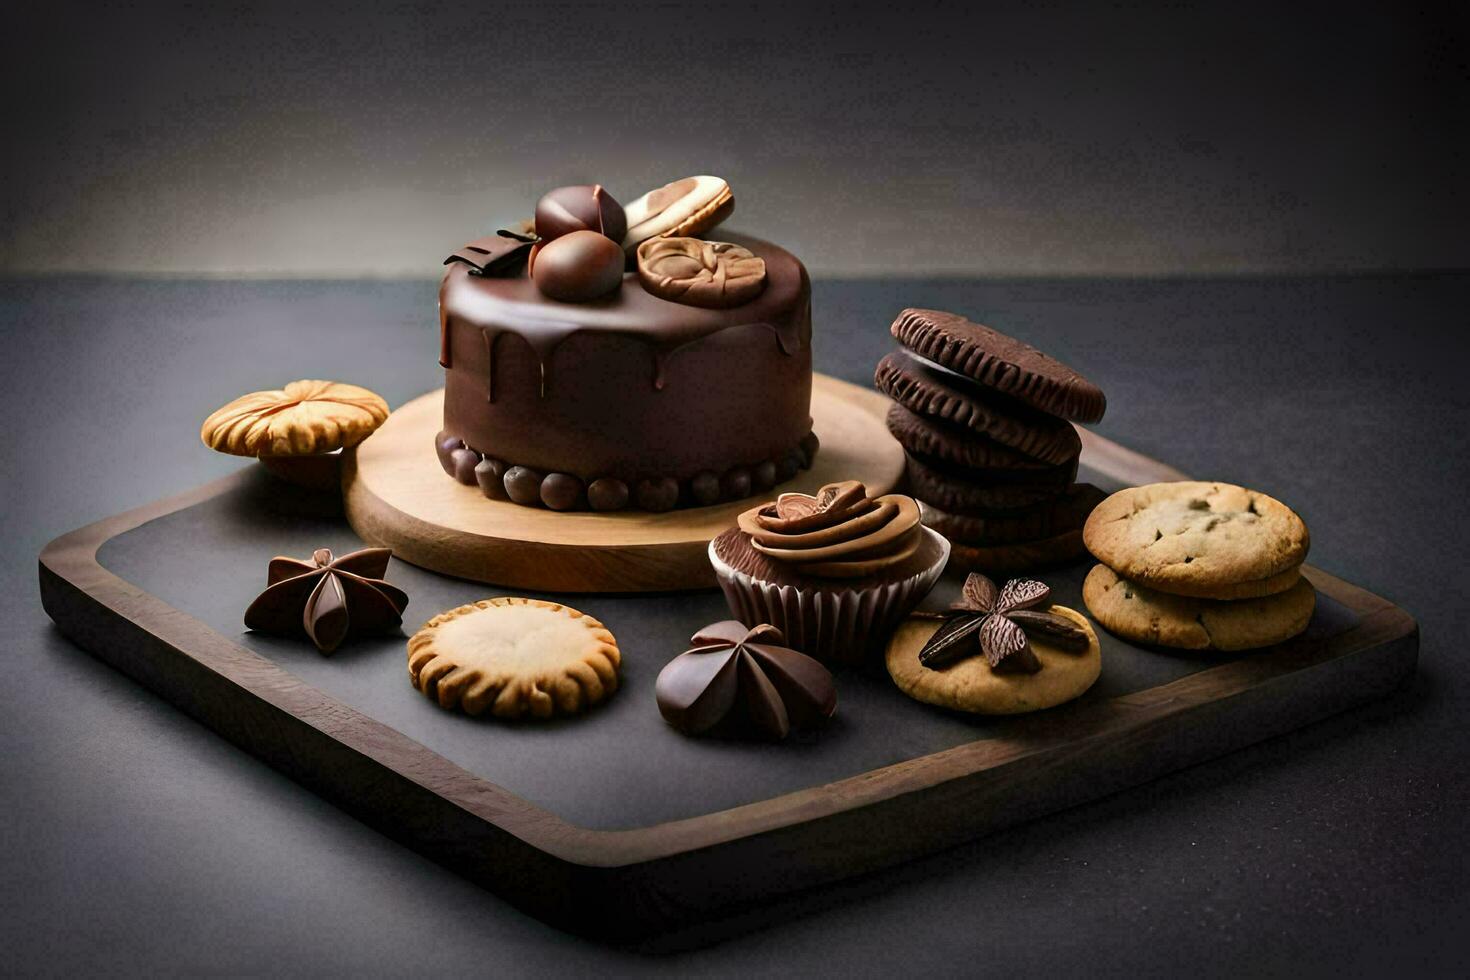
874, 308, 1107, 573
1081, 481, 1315, 651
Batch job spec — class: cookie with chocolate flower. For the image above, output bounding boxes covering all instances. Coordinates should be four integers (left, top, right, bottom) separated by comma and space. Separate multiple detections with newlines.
708, 480, 950, 664
885, 572, 1100, 714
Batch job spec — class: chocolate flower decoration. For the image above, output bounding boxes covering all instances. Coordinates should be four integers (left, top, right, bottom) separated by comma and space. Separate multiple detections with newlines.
655, 622, 837, 739
918, 573, 1088, 673
243, 547, 409, 654
444, 229, 538, 276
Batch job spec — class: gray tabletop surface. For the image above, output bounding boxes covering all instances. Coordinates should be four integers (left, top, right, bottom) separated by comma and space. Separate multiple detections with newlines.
2, 274, 1466, 976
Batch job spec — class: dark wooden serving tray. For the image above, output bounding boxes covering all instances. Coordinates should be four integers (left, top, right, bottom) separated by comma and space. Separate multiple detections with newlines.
38, 430, 1417, 940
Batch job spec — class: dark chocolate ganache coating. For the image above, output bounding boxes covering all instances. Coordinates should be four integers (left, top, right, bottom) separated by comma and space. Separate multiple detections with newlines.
439, 234, 813, 484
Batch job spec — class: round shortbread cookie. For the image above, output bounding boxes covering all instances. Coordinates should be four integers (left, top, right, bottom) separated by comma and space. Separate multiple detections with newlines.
875, 350, 1081, 465
886, 605, 1100, 714
407, 597, 620, 719
1082, 564, 1315, 651
889, 308, 1106, 423
1082, 481, 1309, 597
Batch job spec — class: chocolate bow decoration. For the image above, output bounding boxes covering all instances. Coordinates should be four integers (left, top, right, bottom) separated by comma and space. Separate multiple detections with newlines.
655, 621, 837, 739
917, 573, 1088, 673
243, 547, 409, 653
444, 229, 538, 276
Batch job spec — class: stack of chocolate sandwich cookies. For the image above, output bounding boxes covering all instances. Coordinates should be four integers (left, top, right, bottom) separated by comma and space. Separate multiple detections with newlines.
874, 308, 1107, 573
1081, 481, 1315, 651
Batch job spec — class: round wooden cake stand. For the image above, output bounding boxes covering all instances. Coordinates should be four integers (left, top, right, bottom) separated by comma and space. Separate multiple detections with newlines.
341, 374, 905, 593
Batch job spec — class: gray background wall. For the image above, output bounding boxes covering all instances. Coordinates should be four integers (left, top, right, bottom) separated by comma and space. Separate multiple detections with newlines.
2, 1, 1464, 278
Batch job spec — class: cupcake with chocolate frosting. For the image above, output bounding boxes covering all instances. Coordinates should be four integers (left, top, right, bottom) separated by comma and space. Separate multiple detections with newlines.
708, 480, 950, 664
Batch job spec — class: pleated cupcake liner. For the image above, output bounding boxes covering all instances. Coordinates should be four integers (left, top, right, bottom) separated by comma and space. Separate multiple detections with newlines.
708, 528, 950, 666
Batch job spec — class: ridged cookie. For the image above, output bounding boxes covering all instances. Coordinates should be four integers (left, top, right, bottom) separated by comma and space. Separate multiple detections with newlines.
889, 308, 1106, 423
407, 597, 620, 719
1082, 481, 1309, 597
875, 350, 1081, 465
885, 402, 1066, 474
1083, 564, 1315, 651
920, 484, 1105, 546
904, 453, 1074, 514
947, 529, 1089, 576
201, 379, 389, 457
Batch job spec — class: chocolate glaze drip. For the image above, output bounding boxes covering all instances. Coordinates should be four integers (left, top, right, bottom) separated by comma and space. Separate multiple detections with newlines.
441, 234, 808, 400
437, 279, 452, 369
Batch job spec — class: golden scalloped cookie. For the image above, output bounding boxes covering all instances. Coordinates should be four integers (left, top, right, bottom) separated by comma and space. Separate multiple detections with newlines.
201, 380, 389, 457
407, 598, 621, 720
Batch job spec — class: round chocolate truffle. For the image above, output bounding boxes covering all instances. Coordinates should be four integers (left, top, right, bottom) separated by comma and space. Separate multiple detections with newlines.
689, 471, 721, 507
503, 465, 545, 506
534, 184, 627, 244
800, 430, 821, 461
474, 457, 509, 499
435, 431, 462, 476
752, 460, 778, 491
540, 473, 584, 511
635, 476, 680, 513
775, 451, 801, 482
587, 477, 630, 512
451, 447, 480, 485
721, 466, 752, 501
530, 230, 624, 303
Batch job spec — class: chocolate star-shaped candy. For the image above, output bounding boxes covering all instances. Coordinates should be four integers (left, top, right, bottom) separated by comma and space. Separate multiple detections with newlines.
918, 573, 1088, 673
243, 547, 409, 653
655, 622, 837, 739
444, 229, 538, 276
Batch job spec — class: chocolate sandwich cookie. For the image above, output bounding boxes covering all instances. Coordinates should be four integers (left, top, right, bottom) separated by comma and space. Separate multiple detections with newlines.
947, 529, 1089, 576
885, 402, 1074, 474
920, 483, 1106, 546
904, 453, 1074, 514
889, 308, 1106, 423
875, 350, 1081, 465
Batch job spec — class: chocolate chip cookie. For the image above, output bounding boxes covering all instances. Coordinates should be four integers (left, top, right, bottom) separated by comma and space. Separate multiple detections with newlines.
1083, 564, 1315, 651
1083, 482, 1309, 598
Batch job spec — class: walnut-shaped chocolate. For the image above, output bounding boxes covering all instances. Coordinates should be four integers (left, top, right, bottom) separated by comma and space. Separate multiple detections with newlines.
636, 237, 767, 309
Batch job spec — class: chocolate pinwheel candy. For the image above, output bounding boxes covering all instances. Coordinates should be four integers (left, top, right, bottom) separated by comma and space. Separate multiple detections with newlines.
885, 572, 1102, 715
655, 622, 837, 739
709, 480, 950, 664
243, 547, 409, 653
636, 237, 767, 309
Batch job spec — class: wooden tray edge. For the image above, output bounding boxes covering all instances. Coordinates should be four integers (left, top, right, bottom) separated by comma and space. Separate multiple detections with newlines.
37, 439, 1420, 939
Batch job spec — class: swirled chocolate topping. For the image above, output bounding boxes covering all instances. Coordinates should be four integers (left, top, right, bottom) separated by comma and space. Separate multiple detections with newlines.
736, 480, 923, 579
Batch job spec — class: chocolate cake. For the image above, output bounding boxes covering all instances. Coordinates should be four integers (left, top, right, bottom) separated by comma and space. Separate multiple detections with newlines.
434, 177, 816, 512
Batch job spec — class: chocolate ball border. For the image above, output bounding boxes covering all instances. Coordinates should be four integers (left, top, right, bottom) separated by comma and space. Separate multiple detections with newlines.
434, 430, 820, 513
